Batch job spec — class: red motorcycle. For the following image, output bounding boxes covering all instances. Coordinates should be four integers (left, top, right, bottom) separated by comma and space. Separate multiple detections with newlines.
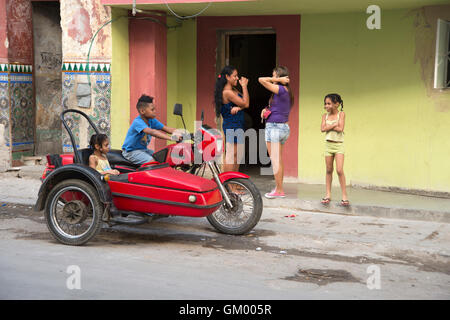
36, 107, 262, 246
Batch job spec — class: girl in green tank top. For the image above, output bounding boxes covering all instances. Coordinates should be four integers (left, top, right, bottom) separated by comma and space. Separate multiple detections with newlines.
320, 93, 349, 207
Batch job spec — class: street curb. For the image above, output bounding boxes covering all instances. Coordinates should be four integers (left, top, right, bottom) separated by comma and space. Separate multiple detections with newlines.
262, 198, 450, 223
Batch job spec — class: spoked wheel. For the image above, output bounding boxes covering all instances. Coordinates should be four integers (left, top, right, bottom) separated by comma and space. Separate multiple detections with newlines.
207, 178, 262, 235
44, 179, 103, 246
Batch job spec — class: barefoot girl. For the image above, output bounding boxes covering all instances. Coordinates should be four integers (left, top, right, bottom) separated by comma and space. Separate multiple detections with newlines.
320, 93, 349, 206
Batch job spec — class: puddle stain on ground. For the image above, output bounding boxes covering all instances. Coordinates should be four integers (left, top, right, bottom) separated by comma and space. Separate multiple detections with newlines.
423, 231, 439, 241
283, 268, 362, 286
260, 218, 276, 223
4, 204, 450, 276
361, 223, 386, 227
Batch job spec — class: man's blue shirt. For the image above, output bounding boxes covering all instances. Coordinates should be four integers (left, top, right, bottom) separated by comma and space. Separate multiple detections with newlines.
122, 116, 164, 152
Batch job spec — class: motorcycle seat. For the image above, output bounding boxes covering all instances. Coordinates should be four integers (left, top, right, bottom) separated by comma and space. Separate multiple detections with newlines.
106, 149, 140, 168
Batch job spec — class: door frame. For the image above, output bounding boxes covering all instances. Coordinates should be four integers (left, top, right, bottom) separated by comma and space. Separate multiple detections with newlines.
216, 28, 277, 75
197, 15, 300, 178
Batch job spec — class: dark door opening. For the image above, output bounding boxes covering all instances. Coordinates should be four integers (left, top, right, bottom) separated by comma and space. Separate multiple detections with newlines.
227, 33, 276, 174
32, 1, 63, 156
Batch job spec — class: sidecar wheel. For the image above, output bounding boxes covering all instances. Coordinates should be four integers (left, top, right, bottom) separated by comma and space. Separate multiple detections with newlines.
44, 179, 103, 246
207, 178, 262, 235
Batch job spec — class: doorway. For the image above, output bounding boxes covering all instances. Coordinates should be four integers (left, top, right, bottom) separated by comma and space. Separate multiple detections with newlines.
222, 31, 277, 174
197, 15, 300, 178
32, 1, 63, 155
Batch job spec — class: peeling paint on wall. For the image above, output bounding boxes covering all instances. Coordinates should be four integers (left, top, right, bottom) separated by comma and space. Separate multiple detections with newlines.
68, 7, 93, 45
6, 0, 33, 64
61, 0, 112, 62
33, 2, 63, 155
61, 0, 113, 152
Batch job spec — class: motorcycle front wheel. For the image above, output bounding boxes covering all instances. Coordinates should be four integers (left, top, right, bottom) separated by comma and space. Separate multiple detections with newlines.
207, 178, 262, 235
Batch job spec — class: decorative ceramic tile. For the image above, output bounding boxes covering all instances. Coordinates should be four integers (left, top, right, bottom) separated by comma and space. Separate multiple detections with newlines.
62, 62, 111, 73
8, 64, 32, 73
61, 67, 111, 153
10, 80, 34, 152
0, 64, 34, 161
0, 81, 10, 145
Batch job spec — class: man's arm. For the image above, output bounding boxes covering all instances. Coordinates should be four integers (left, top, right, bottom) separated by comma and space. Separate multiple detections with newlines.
142, 127, 172, 141
161, 126, 175, 134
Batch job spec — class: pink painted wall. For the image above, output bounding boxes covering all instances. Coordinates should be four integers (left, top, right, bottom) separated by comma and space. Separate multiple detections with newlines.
129, 13, 167, 151
6, 0, 33, 64
197, 15, 300, 177
0, 0, 7, 63
101, 0, 248, 5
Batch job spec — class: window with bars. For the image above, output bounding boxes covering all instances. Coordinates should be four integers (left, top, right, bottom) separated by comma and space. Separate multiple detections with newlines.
434, 19, 450, 89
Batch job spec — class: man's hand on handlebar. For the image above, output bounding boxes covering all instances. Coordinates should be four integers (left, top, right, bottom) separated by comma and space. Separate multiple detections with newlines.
171, 134, 183, 142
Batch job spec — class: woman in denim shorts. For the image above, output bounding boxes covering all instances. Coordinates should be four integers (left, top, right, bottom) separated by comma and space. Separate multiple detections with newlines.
259, 66, 294, 199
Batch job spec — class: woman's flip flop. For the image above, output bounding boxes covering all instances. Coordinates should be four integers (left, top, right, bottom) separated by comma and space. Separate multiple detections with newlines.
341, 200, 350, 207
321, 198, 331, 205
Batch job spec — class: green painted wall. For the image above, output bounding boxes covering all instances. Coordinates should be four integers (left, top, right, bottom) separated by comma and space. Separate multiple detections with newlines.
110, 8, 130, 149
299, 8, 450, 192
166, 18, 197, 134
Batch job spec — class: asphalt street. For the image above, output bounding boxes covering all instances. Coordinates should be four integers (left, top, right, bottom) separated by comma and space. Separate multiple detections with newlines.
0, 203, 449, 299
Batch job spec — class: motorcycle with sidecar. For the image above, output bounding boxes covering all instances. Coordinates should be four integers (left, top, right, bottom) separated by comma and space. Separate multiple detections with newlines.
35, 106, 262, 246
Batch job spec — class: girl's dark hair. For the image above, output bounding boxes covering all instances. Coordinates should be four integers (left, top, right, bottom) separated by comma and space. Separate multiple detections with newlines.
271, 66, 294, 108
214, 65, 237, 117
324, 93, 344, 111
89, 133, 109, 150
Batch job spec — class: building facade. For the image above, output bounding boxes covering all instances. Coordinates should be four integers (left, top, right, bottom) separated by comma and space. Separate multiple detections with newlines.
0, 0, 449, 194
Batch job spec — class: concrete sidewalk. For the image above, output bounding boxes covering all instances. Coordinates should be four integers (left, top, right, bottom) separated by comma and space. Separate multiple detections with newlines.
250, 174, 450, 223
0, 164, 449, 223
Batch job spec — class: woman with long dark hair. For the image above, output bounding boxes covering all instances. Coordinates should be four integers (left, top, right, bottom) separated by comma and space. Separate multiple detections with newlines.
259, 66, 294, 199
214, 65, 249, 173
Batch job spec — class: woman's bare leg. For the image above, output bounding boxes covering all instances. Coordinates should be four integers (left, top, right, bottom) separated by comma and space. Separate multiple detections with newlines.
234, 142, 244, 172
223, 142, 235, 173
275, 143, 285, 193
335, 153, 348, 201
267, 141, 284, 193
325, 155, 334, 199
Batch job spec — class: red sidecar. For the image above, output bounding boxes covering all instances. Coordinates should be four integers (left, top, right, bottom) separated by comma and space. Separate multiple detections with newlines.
35, 109, 263, 246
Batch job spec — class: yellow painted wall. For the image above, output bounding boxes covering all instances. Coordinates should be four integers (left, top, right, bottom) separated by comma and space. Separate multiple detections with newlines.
299, 7, 450, 192
166, 19, 197, 134
110, 8, 130, 149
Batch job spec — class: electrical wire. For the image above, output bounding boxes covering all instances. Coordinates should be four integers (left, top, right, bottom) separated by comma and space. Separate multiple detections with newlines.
85, 15, 180, 86
164, 0, 212, 20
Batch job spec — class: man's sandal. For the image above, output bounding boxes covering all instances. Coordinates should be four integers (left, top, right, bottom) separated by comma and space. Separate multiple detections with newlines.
341, 200, 350, 207
321, 198, 331, 205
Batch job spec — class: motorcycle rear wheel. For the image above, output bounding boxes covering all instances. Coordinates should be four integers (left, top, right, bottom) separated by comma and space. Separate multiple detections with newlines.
207, 178, 262, 235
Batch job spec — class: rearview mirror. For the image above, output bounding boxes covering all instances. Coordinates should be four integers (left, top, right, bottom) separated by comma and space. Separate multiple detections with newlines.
174, 103, 183, 116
